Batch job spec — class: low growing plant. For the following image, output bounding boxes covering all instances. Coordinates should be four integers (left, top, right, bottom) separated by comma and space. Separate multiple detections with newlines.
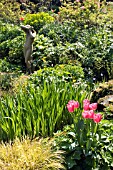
0, 137, 66, 170
28, 64, 84, 86
0, 58, 22, 72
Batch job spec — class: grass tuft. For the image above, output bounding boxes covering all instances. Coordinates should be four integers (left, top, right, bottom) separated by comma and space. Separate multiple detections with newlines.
0, 137, 66, 170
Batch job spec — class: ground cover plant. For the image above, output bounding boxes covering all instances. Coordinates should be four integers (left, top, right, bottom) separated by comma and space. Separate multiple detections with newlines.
0, 0, 113, 169
0, 137, 66, 170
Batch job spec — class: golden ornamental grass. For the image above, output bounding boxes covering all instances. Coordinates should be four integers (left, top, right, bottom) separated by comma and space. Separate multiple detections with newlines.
0, 138, 66, 170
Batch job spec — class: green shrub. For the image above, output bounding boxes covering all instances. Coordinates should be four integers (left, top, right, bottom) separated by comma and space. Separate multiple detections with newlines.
0, 22, 22, 43
0, 22, 25, 66
0, 0, 21, 23
38, 22, 113, 81
33, 34, 85, 69
24, 12, 55, 32
0, 73, 12, 90
32, 34, 54, 68
0, 72, 21, 91
76, 26, 113, 81
39, 22, 78, 44
0, 58, 13, 72
0, 35, 24, 64
0, 58, 22, 72
8, 35, 24, 64
29, 64, 84, 86
0, 138, 66, 170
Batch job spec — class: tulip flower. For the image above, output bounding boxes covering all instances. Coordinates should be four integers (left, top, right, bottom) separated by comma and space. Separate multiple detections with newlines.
51, 9, 54, 13
89, 103, 97, 111
83, 99, 90, 104
93, 113, 102, 123
88, 110, 95, 119
82, 111, 89, 119
83, 103, 89, 111
67, 103, 75, 113
67, 98, 102, 153
68, 100, 79, 109
67, 100, 79, 113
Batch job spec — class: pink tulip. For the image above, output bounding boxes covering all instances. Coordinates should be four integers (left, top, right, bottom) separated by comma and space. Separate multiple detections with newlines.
68, 100, 79, 109
82, 111, 89, 119
76, 0, 80, 2
93, 113, 102, 123
89, 103, 97, 111
67, 103, 75, 113
67, 100, 79, 113
83, 103, 89, 111
88, 110, 95, 119
83, 99, 90, 104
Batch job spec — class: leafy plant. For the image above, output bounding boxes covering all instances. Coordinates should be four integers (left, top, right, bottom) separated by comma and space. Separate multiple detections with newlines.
0, 35, 25, 65
76, 26, 113, 81
24, 12, 55, 32
28, 64, 84, 86
59, 0, 100, 26
33, 34, 85, 69
39, 22, 78, 44
0, 58, 22, 72
0, 0, 21, 23
54, 117, 113, 170
0, 73, 12, 90
0, 22, 22, 43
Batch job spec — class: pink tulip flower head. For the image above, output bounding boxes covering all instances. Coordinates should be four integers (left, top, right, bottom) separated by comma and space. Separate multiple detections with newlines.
67, 103, 74, 113
83, 103, 90, 111
83, 99, 90, 104
93, 113, 102, 123
67, 100, 79, 113
82, 111, 89, 119
89, 103, 97, 111
88, 110, 95, 119
76, 0, 80, 2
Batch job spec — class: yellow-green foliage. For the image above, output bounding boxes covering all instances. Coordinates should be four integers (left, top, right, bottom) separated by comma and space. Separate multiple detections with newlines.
59, 0, 112, 26
59, 0, 99, 22
24, 12, 55, 32
12, 75, 29, 93
0, 0, 21, 23
0, 138, 66, 170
